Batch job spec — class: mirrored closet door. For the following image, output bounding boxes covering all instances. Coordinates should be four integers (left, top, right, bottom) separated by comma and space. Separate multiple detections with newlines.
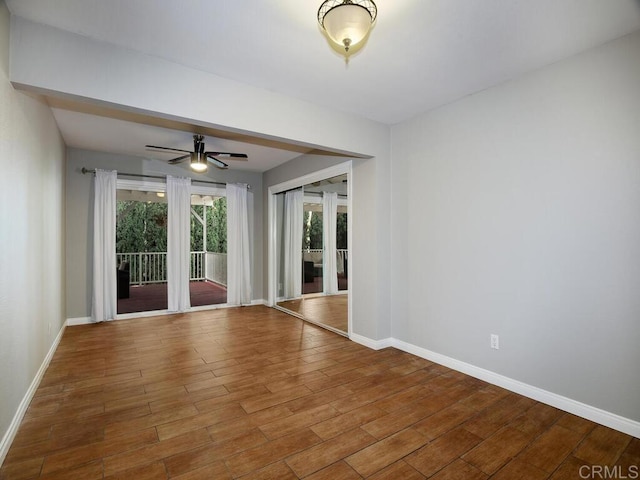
269, 164, 351, 336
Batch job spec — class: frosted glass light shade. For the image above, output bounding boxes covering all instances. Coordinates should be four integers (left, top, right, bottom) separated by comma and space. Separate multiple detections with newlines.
323, 4, 372, 50
318, 0, 377, 54
190, 152, 208, 172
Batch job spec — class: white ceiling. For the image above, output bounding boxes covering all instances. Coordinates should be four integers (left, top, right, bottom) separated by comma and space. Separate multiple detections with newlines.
49, 107, 313, 173
6, 0, 640, 172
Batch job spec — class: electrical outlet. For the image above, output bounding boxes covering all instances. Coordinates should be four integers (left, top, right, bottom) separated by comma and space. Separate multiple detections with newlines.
490, 334, 499, 350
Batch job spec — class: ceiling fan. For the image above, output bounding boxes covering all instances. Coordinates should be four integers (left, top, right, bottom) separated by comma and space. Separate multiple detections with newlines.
146, 134, 248, 172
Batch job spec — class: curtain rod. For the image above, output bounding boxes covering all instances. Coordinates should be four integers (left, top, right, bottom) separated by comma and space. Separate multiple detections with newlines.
276, 187, 346, 198
80, 167, 249, 189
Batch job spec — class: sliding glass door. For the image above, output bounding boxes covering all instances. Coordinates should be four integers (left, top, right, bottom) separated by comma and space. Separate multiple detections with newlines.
115, 180, 228, 315
189, 194, 228, 307
116, 188, 168, 314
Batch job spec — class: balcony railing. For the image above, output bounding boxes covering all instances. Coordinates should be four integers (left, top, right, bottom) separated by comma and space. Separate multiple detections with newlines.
116, 252, 227, 286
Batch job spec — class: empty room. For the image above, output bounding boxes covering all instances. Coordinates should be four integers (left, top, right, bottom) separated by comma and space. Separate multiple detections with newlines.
1, 1, 639, 479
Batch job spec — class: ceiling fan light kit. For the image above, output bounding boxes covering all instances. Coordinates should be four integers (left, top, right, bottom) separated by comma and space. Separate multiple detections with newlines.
318, 0, 377, 57
190, 151, 209, 172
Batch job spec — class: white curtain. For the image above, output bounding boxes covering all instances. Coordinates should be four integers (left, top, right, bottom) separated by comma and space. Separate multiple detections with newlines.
227, 183, 252, 305
91, 169, 117, 322
323, 192, 338, 295
167, 176, 192, 312
337, 250, 346, 275
283, 189, 303, 299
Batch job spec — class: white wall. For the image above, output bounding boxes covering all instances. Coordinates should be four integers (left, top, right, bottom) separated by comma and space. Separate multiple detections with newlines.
391, 30, 640, 423
65, 148, 264, 319
0, 0, 66, 459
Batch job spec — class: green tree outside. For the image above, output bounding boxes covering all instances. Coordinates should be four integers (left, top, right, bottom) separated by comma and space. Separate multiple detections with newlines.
208, 197, 227, 253
304, 211, 323, 250
117, 196, 227, 254
337, 212, 347, 249
302, 210, 348, 250
116, 201, 168, 253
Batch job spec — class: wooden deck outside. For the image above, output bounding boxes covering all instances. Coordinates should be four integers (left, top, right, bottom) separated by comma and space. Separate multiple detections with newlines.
117, 281, 227, 314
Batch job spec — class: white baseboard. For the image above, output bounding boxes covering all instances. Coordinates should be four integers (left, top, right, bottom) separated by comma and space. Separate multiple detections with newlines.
349, 333, 394, 351
67, 316, 92, 326
0, 322, 67, 466
349, 334, 640, 438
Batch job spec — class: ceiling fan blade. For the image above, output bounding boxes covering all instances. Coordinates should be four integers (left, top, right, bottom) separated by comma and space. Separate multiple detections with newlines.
146, 145, 191, 154
168, 154, 189, 164
205, 155, 229, 169
205, 151, 248, 160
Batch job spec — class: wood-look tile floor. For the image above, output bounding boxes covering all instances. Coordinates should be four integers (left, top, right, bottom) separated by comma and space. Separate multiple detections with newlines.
1, 306, 638, 479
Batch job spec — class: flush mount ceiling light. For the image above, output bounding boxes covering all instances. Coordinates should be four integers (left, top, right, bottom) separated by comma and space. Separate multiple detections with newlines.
318, 0, 377, 56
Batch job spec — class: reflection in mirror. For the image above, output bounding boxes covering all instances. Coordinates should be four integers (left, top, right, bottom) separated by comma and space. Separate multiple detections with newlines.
275, 174, 348, 335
